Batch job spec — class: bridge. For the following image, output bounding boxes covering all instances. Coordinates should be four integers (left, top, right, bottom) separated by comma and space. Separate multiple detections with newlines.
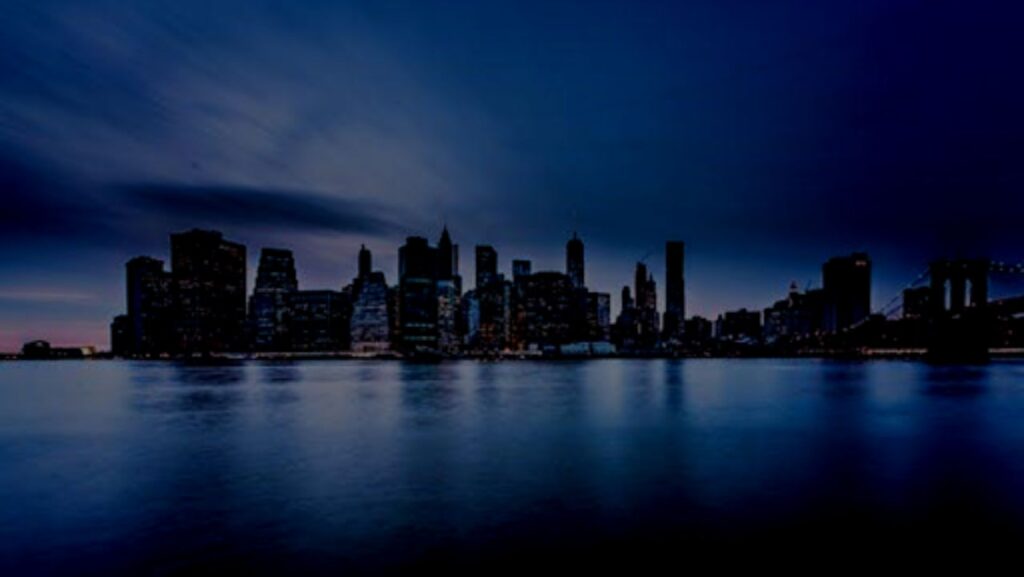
871, 258, 1024, 362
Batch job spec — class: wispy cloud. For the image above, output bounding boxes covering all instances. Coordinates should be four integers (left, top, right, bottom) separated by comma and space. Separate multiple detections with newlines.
0, 289, 97, 304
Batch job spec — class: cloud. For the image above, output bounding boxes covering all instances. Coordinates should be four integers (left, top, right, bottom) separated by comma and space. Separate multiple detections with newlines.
113, 182, 402, 237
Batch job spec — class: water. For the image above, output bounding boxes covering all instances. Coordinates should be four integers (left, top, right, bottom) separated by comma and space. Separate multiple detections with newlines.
2, 359, 1024, 573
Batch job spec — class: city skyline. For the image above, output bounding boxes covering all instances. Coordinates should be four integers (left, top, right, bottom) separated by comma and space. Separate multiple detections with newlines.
2, 1, 1024, 349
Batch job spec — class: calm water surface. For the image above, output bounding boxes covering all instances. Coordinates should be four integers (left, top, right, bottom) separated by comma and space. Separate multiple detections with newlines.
2, 359, 1024, 573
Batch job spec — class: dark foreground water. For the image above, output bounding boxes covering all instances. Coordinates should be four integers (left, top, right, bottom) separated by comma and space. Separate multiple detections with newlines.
2, 359, 1024, 574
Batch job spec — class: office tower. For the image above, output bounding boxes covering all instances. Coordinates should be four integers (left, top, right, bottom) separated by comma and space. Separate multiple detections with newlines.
358, 244, 372, 280
170, 229, 247, 353
521, 272, 573, 350
586, 292, 611, 342
249, 248, 297, 351
614, 285, 638, 349
289, 290, 350, 351
634, 262, 659, 348
350, 271, 391, 352
475, 245, 498, 289
398, 236, 439, 351
566, 232, 585, 290
476, 276, 507, 351
437, 226, 459, 282
822, 252, 872, 332
663, 241, 685, 340
124, 256, 173, 356
436, 227, 462, 353
460, 291, 481, 347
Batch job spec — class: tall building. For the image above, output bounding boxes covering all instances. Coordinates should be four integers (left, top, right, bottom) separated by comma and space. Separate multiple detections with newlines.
249, 248, 297, 351
476, 276, 507, 351
521, 272, 573, 349
358, 244, 372, 280
350, 272, 390, 352
436, 227, 462, 353
437, 227, 459, 284
398, 236, 439, 351
823, 252, 872, 332
663, 241, 685, 341
586, 292, 611, 342
634, 262, 659, 348
566, 232, 585, 290
170, 229, 247, 353
614, 285, 639, 350
122, 256, 172, 356
475, 245, 498, 289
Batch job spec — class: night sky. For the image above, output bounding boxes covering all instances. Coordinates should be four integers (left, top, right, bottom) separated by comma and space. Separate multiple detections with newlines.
1, 0, 1022, 350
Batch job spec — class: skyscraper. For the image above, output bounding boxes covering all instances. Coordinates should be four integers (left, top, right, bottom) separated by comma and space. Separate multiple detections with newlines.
358, 244, 372, 280
566, 232, 585, 290
170, 229, 247, 353
663, 241, 685, 340
124, 256, 172, 356
398, 236, 438, 351
475, 245, 498, 289
521, 272, 573, 349
634, 262, 659, 348
436, 227, 462, 353
249, 248, 297, 351
822, 252, 872, 332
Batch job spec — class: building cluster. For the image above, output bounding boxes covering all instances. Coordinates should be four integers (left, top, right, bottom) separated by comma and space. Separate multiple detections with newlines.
105, 228, 1024, 360
112, 227, 687, 358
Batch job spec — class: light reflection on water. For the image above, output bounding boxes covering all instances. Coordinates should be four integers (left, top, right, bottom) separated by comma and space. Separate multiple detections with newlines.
1, 359, 1024, 573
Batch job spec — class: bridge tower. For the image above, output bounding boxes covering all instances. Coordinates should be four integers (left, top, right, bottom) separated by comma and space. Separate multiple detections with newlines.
927, 258, 990, 363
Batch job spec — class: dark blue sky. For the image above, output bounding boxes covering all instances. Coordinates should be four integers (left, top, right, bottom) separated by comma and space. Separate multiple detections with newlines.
1, 0, 1022, 349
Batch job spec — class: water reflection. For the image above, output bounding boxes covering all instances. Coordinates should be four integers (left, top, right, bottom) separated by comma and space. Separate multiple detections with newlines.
4, 359, 1024, 574
663, 360, 684, 413
921, 365, 990, 397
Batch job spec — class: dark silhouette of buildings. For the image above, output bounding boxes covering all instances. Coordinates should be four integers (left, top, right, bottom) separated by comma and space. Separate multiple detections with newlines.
566, 232, 585, 290
436, 227, 463, 352
398, 236, 439, 351
823, 253, 871, 333
715, 308, 762, 343
902, 286, 930, 319
475, 245, 498, 290
586, 292, 612, 342
513, 259, 532, 281
100, 224, 1020, 360
763, 283, 825, 345
635, 262, 659, 348
521, 272, 573, 350
170, 229, 247, 353
349, 246, 391, 353
289, 290, 350, 351
249, 248, 297, 351
358, 244, 372, 280
663, 241, 685, 342
122, 256, 172, 356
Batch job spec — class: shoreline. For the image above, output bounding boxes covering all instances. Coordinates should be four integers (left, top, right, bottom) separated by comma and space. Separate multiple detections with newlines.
4, 348, 1024, 362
